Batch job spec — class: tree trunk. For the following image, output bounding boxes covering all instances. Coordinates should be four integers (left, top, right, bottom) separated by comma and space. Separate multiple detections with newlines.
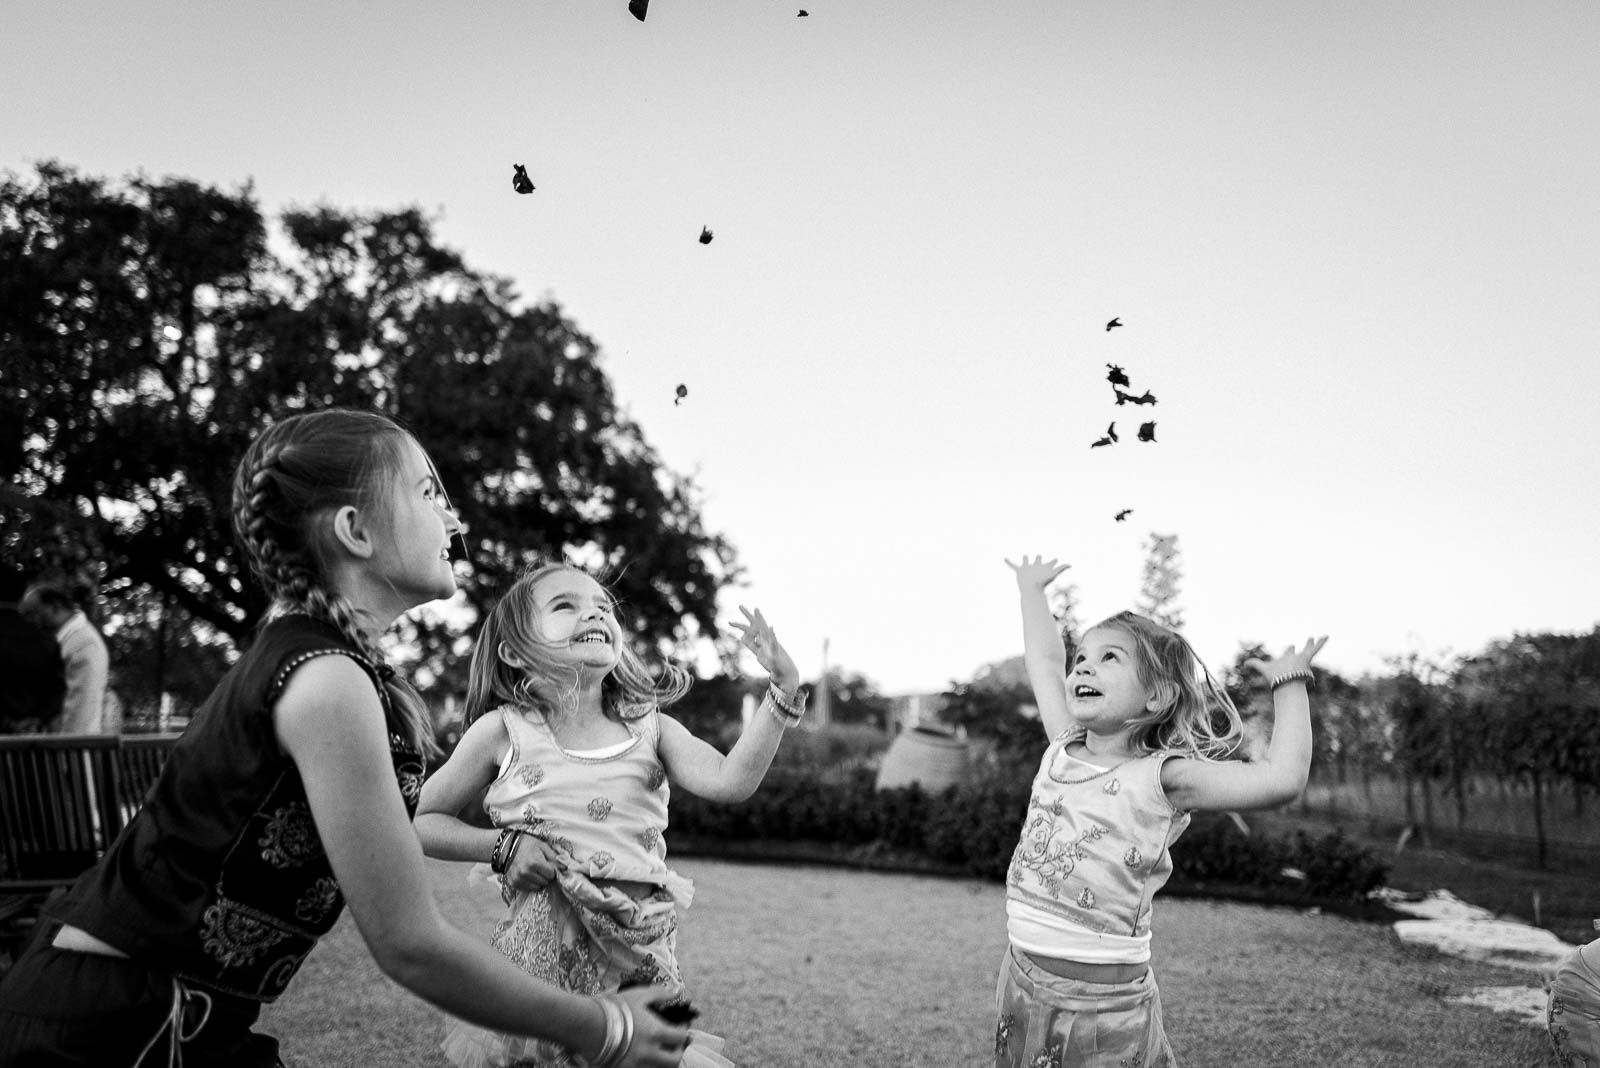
1448, 723, 1467, 830
1419, 775, 1434, 846
1531, 771, 1548, 871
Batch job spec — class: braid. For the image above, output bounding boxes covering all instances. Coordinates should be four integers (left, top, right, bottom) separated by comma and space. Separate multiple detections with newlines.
231, 410, 443, 762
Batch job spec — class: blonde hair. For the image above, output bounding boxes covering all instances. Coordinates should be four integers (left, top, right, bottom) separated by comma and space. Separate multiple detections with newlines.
1085, 610, 1242, 761
231, 408, 441, 761
463, 563, 691, 724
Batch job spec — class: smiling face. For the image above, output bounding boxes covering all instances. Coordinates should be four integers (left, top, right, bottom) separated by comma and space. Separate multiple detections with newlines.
371, 435, 462, 608
1068, 625, 1161, 731
528, 568, 622, 673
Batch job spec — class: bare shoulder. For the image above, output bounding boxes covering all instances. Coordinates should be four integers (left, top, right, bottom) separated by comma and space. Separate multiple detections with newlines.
274, 653, 386, 737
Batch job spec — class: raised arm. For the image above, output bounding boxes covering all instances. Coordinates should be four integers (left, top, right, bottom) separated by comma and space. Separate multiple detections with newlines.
275, 656, 685, 1067
1005, 556, 1075, 741
1162, 636, 1329, 813
658, 605, 798, 802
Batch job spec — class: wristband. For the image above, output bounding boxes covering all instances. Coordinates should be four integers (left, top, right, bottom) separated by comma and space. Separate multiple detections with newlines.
1269, 669, 1315, 691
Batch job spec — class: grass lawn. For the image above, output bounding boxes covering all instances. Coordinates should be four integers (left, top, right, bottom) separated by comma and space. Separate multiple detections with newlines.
260, 857, 1559, 1067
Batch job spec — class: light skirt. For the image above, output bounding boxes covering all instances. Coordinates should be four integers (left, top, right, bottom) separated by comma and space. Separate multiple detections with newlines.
1549, 945, 1600, 1068
442, 870, 733, 1068
993, 944, 1175, 1068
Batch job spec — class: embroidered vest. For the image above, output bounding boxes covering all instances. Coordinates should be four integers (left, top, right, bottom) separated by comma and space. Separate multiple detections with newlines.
1005, 728, 1190, 939
46, 615, 424, 1001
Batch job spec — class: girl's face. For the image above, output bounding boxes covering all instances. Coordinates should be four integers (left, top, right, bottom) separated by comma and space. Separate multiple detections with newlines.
1068, 626, 1158, 730
372, 436, 463, 608
528, 569, 622, 673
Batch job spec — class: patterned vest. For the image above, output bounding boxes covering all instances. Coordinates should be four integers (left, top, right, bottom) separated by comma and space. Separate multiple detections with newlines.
1005, 728, 1190, 939
47, 615, 425, 1001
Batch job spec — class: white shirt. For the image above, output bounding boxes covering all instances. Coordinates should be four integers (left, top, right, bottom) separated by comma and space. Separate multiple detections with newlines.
53, 610, 110, 734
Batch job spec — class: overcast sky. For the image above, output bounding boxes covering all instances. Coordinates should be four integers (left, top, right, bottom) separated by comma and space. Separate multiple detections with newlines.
5, 1, 1598, 693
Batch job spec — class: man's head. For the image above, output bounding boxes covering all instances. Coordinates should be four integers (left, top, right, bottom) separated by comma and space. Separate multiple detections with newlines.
19, 580, 79, 631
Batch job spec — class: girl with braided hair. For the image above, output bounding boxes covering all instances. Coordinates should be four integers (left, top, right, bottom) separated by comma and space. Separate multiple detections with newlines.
0, 409, 688, 1068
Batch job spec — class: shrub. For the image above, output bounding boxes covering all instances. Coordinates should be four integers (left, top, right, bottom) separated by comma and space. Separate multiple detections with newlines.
1171, 814, 1390, 901
669, 773, 1388, 902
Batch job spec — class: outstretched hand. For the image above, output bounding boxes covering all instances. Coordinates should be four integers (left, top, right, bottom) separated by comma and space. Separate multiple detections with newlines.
1243, 636, 1330, 682
729, 605, 799, 693
1005, 555, 1071, 592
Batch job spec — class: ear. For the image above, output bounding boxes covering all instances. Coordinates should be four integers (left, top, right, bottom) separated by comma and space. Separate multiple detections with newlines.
1145, 680, 1176, 714
497, 640, 526, 669
330, 504, 377, 560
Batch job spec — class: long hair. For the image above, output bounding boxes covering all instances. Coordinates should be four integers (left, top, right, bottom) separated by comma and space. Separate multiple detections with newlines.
1087, 610, 1242, 760
463, 562, 691, 725
231, 408, 441, 760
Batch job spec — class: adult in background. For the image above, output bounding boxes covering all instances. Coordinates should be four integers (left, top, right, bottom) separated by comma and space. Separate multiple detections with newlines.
20, 579, 110, 734
0, 571, 67, 733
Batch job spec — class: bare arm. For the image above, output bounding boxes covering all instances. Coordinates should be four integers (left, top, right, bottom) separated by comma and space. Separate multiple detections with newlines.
658, 706, 788, 802
275, 656, 684, 1066
414, 712, 507, 863
659, 604, 800, 802
1005, 556, 1075, 741
1163, 637, 1328, 812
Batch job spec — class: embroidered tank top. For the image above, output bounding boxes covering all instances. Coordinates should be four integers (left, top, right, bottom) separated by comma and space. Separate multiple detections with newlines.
484, 705, 679, 891
46, 614, 425, 1001
1004, 727, 1191, 963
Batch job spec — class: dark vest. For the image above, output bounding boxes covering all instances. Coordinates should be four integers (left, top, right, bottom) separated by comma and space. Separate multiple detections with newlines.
46, 614, 425, 1001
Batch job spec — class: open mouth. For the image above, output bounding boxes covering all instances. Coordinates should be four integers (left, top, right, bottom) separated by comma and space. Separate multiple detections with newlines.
574, 631, 610, 645
1073, 684, 1102, 698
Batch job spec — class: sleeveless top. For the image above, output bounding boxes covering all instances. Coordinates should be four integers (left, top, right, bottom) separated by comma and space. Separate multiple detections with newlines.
484, 704, 686, 899
45, 614, 426, 1002
1004, 727, 1191, 963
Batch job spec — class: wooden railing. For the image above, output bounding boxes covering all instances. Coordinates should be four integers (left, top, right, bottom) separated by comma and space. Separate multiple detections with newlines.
0, 732, 181, 966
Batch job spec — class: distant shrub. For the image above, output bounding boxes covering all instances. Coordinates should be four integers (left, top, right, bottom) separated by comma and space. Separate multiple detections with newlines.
671, 773, 1389, 903
1171, 814, 1389, 901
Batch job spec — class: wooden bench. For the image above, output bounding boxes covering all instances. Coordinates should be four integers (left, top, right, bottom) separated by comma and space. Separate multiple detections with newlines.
0, 732, 180, 968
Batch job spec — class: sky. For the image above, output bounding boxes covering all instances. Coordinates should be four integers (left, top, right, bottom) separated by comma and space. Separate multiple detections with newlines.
4, 1, 1599, 695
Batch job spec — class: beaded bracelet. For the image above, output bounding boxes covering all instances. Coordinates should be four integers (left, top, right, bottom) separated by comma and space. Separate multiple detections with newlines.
768, 681, 808, 719
764, 684, 806, 728
1269, 668, 1315, 691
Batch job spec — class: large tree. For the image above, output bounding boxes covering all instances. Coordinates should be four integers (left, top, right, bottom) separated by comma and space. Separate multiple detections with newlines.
1, 162, 739, 703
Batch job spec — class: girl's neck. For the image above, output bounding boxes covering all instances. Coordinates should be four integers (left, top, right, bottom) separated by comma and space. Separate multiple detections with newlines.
1078, 727, 1139, 762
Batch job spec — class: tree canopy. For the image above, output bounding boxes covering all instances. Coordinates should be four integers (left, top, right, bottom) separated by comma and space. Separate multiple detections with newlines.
1, 161, 739, 701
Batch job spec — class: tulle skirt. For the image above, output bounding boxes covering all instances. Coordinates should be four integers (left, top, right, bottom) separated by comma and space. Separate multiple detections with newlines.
993, 944, 1175, 1068
442, 869, 734, 1068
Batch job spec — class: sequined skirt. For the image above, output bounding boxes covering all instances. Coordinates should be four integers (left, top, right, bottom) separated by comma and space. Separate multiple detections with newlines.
441, 870, 731, 1068
993, 944, 1175, 1068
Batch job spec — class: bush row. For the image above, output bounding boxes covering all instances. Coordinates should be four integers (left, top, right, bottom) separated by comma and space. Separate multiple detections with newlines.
667, 769, 1389, 901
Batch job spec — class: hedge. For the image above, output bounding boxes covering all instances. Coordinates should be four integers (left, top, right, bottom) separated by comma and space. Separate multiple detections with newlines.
667, 769, 1389, 902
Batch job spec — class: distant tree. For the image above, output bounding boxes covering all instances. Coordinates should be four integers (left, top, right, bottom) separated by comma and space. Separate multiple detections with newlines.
0, 161, 739, 697
809, 669, 892, 731
941, 656, 1046, 769
1136, 532, 1184, 630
